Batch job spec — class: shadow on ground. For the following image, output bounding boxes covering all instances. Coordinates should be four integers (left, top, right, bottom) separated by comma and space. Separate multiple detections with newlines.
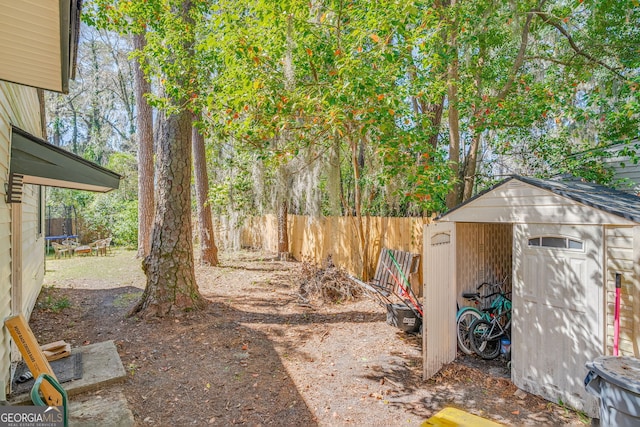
30, 286, 319, 426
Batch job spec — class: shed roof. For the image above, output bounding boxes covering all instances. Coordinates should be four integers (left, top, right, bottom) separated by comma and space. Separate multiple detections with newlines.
439, 175, 640, 225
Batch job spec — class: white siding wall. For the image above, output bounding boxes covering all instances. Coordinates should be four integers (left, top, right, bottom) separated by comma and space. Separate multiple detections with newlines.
604, 226, 640, 356
21, 184, 44, 319
0, 80, 42, 400
604, 143, 640, 193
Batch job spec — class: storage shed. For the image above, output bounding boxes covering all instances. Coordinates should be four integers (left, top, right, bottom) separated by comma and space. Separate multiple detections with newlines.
422, 176, 640, 417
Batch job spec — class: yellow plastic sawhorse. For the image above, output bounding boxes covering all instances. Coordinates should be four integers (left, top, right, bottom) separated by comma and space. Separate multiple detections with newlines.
422, 407, 503, 427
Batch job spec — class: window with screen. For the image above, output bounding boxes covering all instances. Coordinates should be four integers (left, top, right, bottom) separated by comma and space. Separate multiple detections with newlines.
527, 236, 583, 250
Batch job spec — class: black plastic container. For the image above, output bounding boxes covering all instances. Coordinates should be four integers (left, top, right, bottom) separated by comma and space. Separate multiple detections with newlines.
386, 303, 421, 333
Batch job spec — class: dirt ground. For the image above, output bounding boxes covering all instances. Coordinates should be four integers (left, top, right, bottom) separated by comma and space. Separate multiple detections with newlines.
30, 250, 588, 426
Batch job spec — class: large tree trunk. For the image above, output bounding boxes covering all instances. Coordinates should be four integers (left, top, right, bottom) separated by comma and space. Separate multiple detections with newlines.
132, 108, 205, 317
275, 13, 296, 262
192, 121, 219, 266
131, 0, 204, 318
134, 32, 155, 258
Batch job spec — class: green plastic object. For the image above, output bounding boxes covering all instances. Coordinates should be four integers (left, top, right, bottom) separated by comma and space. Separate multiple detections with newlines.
30, 373, 68, 427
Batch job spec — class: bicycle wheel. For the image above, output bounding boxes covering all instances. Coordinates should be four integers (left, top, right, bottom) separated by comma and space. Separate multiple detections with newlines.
456, 308, 482, 355
469, 319, 501, 360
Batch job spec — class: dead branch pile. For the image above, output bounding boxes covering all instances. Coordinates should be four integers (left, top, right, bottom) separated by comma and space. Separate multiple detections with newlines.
298, 255, 363, 304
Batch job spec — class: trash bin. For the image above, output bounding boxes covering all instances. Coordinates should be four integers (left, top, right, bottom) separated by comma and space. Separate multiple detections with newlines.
585, 356, 640, 427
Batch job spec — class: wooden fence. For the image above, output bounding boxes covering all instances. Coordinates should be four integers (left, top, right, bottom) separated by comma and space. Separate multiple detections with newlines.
241, 214, 431, 280
46, 217, 108, 244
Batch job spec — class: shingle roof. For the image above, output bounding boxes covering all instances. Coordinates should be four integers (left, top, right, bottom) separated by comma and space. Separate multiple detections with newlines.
440, 175, 640, 224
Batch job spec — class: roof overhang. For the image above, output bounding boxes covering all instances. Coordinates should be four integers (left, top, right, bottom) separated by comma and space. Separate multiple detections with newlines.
0, 0, 81, 93
10, 126, 120, 194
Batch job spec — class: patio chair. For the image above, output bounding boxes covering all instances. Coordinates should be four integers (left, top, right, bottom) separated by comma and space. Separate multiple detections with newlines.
103, 237, 113, 254
61, 239, 78, 249
51, 242, 70, 259
89, 239, 107, 256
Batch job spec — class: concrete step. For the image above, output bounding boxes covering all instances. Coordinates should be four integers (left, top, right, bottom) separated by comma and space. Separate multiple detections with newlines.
9, 340, 127, 404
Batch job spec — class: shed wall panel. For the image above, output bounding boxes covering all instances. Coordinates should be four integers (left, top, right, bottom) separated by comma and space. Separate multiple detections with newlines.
456, 223, 481, 302
604, 226, 639, 357
423, 222, 457, 379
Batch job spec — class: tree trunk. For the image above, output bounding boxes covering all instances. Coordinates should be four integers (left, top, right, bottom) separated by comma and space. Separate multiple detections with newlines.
131, 108, 205, 317
462, 133, 481, 201
275, 13, 296, 262
423, 101, 444, 151
446, 83, 462, 209
133, 32, 155, 258
37, 89, 47, 139
444, 2, 463, 209
346, 134, 371, 281
131, 0, 204, 318
277, 201, 289, 260
53, 101, 61, 146
408, 69, 445, 152
192, 121, 219, 266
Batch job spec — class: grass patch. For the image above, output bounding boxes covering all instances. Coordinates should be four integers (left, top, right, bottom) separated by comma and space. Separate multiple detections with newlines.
113, 291, 143, 308
44, 248, 145, 288
37, 286, 71, 313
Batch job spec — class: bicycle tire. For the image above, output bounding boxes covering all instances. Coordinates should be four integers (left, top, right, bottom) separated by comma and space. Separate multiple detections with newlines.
456, 308, 482, 355
469, 318, 501, 360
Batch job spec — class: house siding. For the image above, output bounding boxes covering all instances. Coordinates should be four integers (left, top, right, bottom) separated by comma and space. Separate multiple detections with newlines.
21, 184, 44, 319
0, 80, 43, 400
604, 142, 640, 193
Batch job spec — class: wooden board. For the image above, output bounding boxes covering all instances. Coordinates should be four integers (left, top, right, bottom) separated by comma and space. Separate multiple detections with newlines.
371, 248, 420, 296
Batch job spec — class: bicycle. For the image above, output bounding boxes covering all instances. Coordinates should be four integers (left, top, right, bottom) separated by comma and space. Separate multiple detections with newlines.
456, 278, 511, 355
469, 307, 512, 360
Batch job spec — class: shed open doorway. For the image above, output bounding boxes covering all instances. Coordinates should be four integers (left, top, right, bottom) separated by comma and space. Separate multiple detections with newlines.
423, 222, 512, 379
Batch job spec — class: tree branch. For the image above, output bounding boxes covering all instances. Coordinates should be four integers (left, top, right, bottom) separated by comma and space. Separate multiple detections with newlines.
495, 11, 533, 100
525, 55, 578, 67
532, 10, 626, 81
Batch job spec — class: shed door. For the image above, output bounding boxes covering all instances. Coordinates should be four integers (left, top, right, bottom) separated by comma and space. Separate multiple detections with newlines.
513, 224, 603, 416
423, 222, 457, 379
